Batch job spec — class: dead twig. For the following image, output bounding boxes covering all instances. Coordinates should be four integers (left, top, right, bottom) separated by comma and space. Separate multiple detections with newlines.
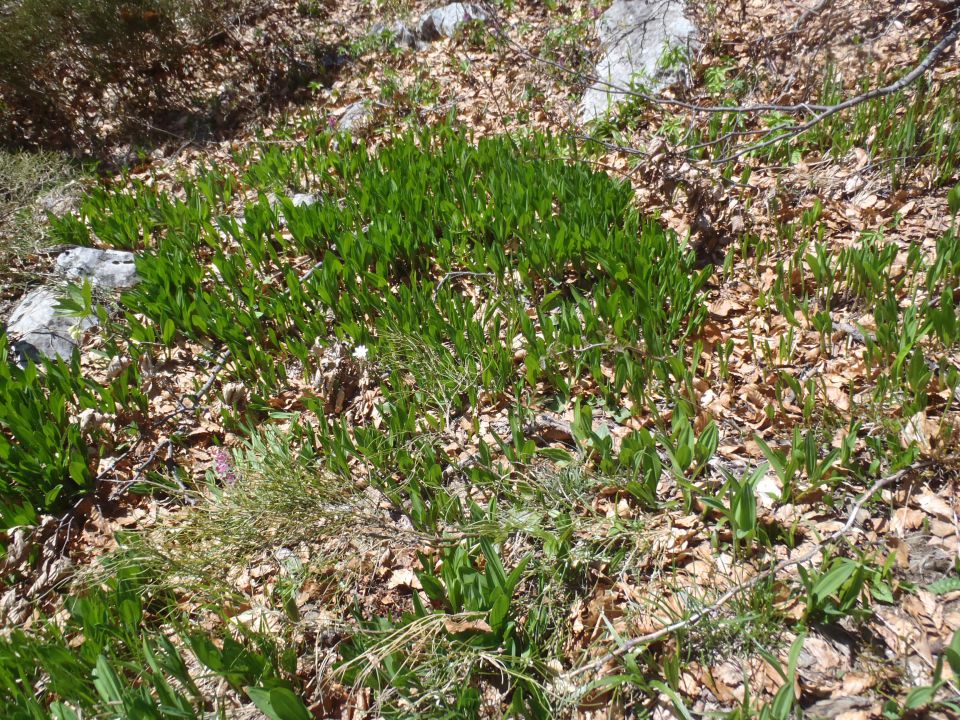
788, 0, 835, 34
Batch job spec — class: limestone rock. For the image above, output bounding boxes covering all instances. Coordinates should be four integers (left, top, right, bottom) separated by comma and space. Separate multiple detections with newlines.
370, 19, 422, 50
5, 247, 138, 363
580, 0, 697, 122
289, 192, 320, 207
56, 247, 139, 290
337, 101, 372, 132
6, 288, 95, 363
418, 3, 489, 40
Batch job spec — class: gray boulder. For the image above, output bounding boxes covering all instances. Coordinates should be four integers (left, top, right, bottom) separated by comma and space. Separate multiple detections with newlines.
580, 0, 697, 122
289, 192, 320, 207
37, 183, 81, 217
6, 288, 95, 363
5, 247, 138, 363
370, 19, 422, 50
337, 101, 372, 132
418, 3, 489, 40
56, 247, 139, 290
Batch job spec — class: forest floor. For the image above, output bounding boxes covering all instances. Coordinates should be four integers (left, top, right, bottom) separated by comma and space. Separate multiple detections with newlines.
3, 0, 960, 718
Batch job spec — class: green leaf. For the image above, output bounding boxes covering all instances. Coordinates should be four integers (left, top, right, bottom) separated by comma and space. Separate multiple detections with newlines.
69, 456, 89, 486
504, 553, 532, 597
479, 538, 507, 589
188, 633, 224, 672
904, 683, 937, 710
162, 318, 176, 344
927, 575, 960, 595
732, 482, 757, 538
416, 572, 447, 605
488, 589, 510, 634
812, 559, 857, 603
649, 681, 695, 720
948, 182, 960, 217
754, 435, 786, 480
694, 421, 719, 465
44, 483, 65, 508
93, 655, 125, 706
246, 687, 278, 719
267, 688, 312, 720
50, 702, 81, 720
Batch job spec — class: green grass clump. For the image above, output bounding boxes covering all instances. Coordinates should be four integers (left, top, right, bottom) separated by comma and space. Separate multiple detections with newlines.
748, 72, 960, 186
61, 126, 710, 415
0, 339, 143, 531
0, 150, 78, 284
0, 570, 309, 719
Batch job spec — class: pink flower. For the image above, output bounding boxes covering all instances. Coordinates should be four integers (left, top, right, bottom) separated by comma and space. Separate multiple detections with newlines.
213, 449, 238, 486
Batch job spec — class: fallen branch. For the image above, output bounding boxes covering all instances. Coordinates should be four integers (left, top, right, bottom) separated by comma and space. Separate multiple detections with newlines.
712, 15, 960, 164
788, 0, 835, 34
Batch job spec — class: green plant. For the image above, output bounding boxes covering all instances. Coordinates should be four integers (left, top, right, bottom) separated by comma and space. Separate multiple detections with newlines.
0, 340, 102, 529
754, 430, 840, 504
340, 536, 550, 718
417, 538, 531, 637
928, 574, 960, 595
702, 464, 768, 555
0, 572, 307, 718
65, 126, 708, 412
798, 553, 891, 623
701, 59, 746, 98
882, 629, 960, 718
541, 17, 594, 77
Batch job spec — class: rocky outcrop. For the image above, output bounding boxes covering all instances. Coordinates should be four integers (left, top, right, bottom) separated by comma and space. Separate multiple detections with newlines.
370, 3, 490, 51
5, 247, 139, 363
418, 3, 489, 40
56, 247, 139, 290
6, 288, 96, 363
370, 19, 423, 50
580, 0, 697, 122
337, 101, 372, 132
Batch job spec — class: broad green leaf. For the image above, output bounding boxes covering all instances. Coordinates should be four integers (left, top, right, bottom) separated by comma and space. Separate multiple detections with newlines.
267, 688, 311, 720
812, 560, 857, 602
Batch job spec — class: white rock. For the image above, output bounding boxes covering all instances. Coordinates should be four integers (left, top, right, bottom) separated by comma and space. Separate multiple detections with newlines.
6, 288, 96, 363
755, 472, 783, 508
370, 19, 422, 50
289, 192, 320, 207
338, 101, 372, 132
580, 0, 697, 122
418, 3, 489, 40
56, 246, 139, 289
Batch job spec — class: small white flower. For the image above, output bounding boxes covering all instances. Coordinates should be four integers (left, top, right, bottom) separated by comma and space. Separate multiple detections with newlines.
352, 344, 369, 361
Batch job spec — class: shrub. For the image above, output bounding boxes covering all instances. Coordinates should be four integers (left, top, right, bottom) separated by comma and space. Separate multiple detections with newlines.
0, 0, 253, 149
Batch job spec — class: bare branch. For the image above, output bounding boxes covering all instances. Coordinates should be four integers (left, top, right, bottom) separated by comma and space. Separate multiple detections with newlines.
712, 15, 960, 164
789, 0, 835, 34
482, 1, 958, 167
